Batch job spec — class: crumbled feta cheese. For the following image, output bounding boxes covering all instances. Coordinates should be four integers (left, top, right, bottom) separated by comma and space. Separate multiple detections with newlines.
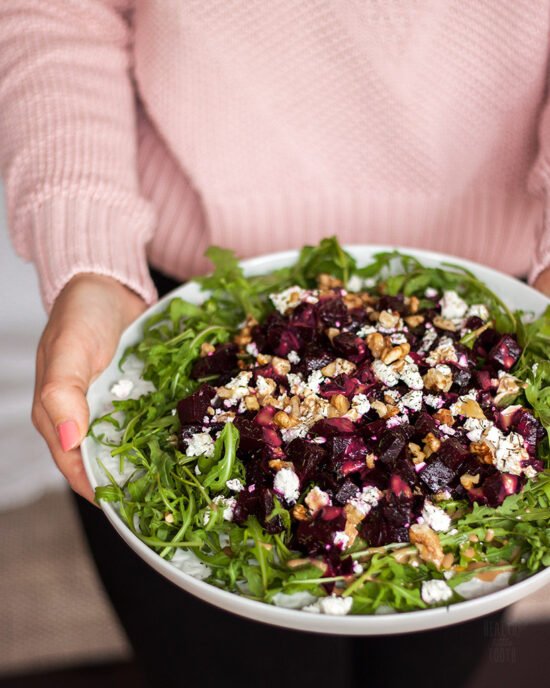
185, 432, 215, 458
372, 359, 399, 387
352, 561, 364, 575
418, 328, 438, 353
270, 286, 317, 314
204, 495, 237, 524
390, 332, 408, 345
386, 414, 408, 428
426, 337, 458, 366
305, 369, 325, 395
421, 579, 453, 605
333, 531, 350, 550
272, 591, 318, 609
425, 287, 438, 298
421, 500, 451, 532
226, 371, 253, 392
466, 304, 490, 321
351, 393, 371, 416
357, 324, 378, 338
256, 375, 273, 397
288, 350, 301, 364
226, 478, 244, 492
399, 359, 424, 390
281, 424, 309, 443
400, 390, 423, 412
349, 486, 383, 517
245, 342, 259, 357
463, 417, 493, 442
110, 379, 134, 399
303, 595, 353, 615
424, 394, 444, 409
273, 467, 300, 503
440, 290, 468, 321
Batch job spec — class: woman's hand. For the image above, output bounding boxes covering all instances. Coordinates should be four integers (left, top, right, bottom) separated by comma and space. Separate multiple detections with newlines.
534, 267, 550, 297
32, 274, 147, 503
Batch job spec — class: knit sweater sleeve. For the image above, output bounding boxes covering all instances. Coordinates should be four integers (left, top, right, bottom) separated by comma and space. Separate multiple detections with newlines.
0, 0, 157, 311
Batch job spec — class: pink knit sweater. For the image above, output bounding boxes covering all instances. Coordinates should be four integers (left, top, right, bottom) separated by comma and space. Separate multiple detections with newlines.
1, 1, 550, 310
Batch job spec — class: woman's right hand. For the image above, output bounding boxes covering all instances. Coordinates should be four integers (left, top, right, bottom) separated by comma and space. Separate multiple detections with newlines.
32, 274, 147, 503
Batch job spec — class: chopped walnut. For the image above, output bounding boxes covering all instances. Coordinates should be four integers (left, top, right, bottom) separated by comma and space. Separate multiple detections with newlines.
371, 400, 388, 418
366, 332, 386, 358
405, 314, 424, 328
423, 432, 441, 457
407, 296, 420, 314
365, 453, 377, 469
291, 504, 309, 521
273, 410, 297, 428
244, 395, 260, 411
442, 552, 454, 569
460, 473, 481, 490
321, 358, 357, 378
234, 332, 252, 346
344, 503, 366, 526
200, 342, 216, 357
408, 442, 426, 464
268, 459, 293, 471
378, 310, 402, 330
343, 293, 364, 310
452, 397, 486, 419
409, 523, 445, 569
256, 377, 277, 398
344, 521, 359, 547
381, 342, 411, 365
272, 356, 291, 376
470, 441, 494, 464
331, 394, 350, 415
434, 408, 455, 426
317, 273, 343, 289
256, 353, 273, 365
289, 395, 301, 418
305, 486, 331, 513
433, 315, 457, 332
494, 373, 526, 406
326, 327, 340, 343
423, 366, 453, 393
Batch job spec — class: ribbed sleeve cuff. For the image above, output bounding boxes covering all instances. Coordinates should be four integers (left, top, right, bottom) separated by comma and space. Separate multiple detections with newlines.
20, 194, 157, 312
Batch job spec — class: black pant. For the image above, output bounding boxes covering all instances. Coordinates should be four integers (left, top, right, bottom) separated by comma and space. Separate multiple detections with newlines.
74, 267, 500, 688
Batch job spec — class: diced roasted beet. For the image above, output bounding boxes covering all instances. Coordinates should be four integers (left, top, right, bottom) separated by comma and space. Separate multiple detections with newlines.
319, 374, 365, 400
317, 297, 351, 328
378, 295, 406, 315
465, 315, 484, 330
340, 459, 366, 476
311, 417, 356, 436
334, 479, 360, 505
362, 418, 388, 442
232, 416, 265, 454
233, 486, 284, 534
452, 367, 472, 392
511, 408, 545, 456
390, 474, 412, 498
191, 343, 238, 380
262, 426, 282, 448
487, 335, 522, 371
287, 439, 328, 483
272, 327, 302, 358
289, 302, 319, 332
252, 363, 288, 385
473, 328, 500, 358
467, 471, 520, 507
438, 437, 470, 470
255, 406, 277, 426
325, 434, 367, 464
332, 333, 368, 363
419, 457, 456, 492
320, 505, 344, 521
474, 369, 495, 392
414, 412, 437, 437
361, 494, 412, 546
298, 343, 334, 373
294, 511, 346, 554
177, 384, 216, 425
378, 426, 413, 465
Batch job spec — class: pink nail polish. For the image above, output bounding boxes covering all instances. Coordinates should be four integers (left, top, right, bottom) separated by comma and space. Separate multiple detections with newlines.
57, 420, 80, 452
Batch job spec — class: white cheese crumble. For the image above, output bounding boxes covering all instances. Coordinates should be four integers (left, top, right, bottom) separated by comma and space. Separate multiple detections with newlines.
466, 304, 490, 321
418, 328, 438, 354
346, 275, 364, 292
372, 359, 399, 387
305, 486, 332, 512
463, 417, 493, 442
303, 595, 353, 616
245, 342, 259, 357
390, 333, 408, 345
424, 394, 444, 409
256, 375, 274, 397
287, 350, 301, 364
426, 337, 458, 366
486, 428, 534, 478
440, 290, 468, 321
270, 286, 318, 314
333, 531, 350, 550
399, 390, 423, 412
110, 379, 134, 399
399, 359, 424, 390
425, 287, 438, 298
281, 424, 309, 443
439, 424, 456, 436
386, 414, 408, 428
349, 485, 383, 517
204, 495, 237, 524
357, 324, 377, 338
185, 432, 215, 458
421, 500, 451, 532
421, 579, 453, 605
226, 478, 244, 492
273, 467, 300, 503
351, 394, 371, 416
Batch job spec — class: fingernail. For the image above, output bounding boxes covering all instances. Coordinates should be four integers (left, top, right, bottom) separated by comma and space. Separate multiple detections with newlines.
57, 420, 80, 452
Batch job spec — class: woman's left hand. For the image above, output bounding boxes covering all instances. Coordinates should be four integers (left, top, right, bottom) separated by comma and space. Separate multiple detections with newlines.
534, 268, 550, 297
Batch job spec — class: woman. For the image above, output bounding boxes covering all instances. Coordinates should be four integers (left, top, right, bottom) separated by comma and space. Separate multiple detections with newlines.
1, 2, 548, 686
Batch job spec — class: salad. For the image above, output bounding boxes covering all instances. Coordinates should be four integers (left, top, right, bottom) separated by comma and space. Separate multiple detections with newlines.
92, 238, 550, 616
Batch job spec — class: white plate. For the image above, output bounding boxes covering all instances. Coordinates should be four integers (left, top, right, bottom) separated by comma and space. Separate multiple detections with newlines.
82, 245, 550, 635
